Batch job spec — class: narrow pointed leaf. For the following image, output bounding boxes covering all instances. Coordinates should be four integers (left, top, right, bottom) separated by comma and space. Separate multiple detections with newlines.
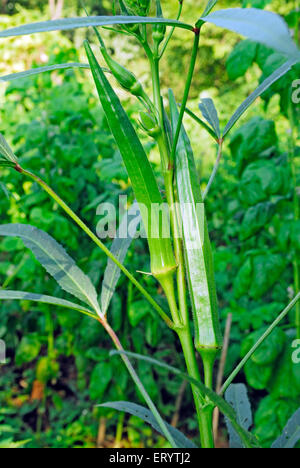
0, 132, 18, 165
202, 0, 218, 17
0, 290, 97, 320
272, 408, 300, 448
84, 41, 176, 277
111, 350, 259, 449
0, 224, 101, 316
223, 57, 299, 137
169, 89, 222, 352
0, 63, 90, 82
200, 8, 300, 58
99, 401, 197, 448
184, 106, 219, 141
225, 384, 253, 448
198, 98, 220, 138
101, 201, 141, 315
0, 16, 193, 38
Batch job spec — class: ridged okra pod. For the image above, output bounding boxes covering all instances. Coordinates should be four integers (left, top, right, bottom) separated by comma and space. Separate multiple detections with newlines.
169, 90, 222, 374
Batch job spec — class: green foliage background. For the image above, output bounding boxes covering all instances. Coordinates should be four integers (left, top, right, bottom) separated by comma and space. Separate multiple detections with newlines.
0, 0, 299, 448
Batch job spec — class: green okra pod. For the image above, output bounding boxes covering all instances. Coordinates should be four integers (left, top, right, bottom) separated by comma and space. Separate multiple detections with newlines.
169, 90, 222, 370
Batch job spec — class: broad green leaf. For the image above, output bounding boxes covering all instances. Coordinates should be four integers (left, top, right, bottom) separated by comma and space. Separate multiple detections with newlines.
240, 201, 276, 240
225, 384, 253, 448
198, 98, 220, 138
0, 16, 193, 38
90, 362, 113, 401
0, 290, 97, 320
0, 63, 90, 82
241, 327, 286, 366
0, 132, 18, 166
0, 224, 101, 316
84, 41, 176, 278
200, 8, 300, 58
99, 401, 197, 448
223, 58, 299, 137
111, 350, 259, 448
226, 40, 258, 80
101, 201, 141, 315
15, 334, 41, 366
250, 254, 285, 299
169, 89, 222, 352
271, 409, 300, 448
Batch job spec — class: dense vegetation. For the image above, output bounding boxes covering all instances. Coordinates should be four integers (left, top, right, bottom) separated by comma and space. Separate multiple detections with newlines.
0, 0, 299, 448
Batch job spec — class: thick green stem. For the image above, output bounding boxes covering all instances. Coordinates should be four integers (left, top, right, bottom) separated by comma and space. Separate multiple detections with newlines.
177, 328, 214, 448
147, 31, 215, 447
170, 30, 200, 164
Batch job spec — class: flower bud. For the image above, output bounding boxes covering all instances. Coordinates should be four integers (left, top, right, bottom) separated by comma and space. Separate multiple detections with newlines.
139, 112, 161, 138
152, 0, 166, 45
100, 46, 144, 97
123, 0, 151, 16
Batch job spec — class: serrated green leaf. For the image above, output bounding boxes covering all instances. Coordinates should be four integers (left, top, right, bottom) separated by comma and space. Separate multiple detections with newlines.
0, 290, 97, 319
99, 401, 197, 448
0, 132, 17, 165
0, 224, 101, 316
225, 384, 253, 448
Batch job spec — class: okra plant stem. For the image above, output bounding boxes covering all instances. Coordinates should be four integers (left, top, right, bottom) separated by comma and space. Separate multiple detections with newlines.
15, 166, 174, 329
170, 30, 200, 164
148, 35, 215, 448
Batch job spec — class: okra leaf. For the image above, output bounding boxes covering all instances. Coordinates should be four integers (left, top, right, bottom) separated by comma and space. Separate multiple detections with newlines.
223, 57, 299, 138
0, 63, 90, 82
111, 350, 260, 448
84, 41, 176, 275
0, 290, 97, 320
0, 132, 18, 166
199, 8, 300, 58
202, 0, 218, 18
99, 401, 197, 448
225, 384, 253, 448
0, 16, 193, 38
184, 106, 219, 141
271, 408, 300, 448
169, 89, 222, 351
101, 201, 141, 315
198, 98, 220, 139
0, 224, 102, 317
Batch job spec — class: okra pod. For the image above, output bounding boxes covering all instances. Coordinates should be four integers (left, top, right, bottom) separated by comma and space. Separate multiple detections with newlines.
169, 90, 222, 367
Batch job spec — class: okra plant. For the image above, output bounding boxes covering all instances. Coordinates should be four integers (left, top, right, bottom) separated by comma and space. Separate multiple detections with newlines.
0, 0, 300, 448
